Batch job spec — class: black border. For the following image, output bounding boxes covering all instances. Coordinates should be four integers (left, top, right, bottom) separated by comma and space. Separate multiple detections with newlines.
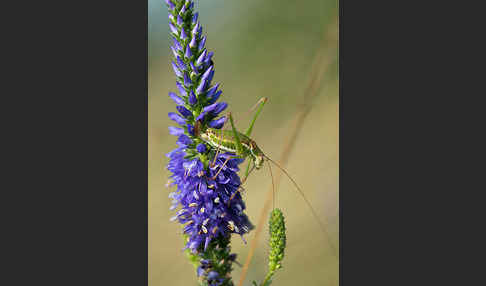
8, 1, 149, 284
7, 0, 482, 284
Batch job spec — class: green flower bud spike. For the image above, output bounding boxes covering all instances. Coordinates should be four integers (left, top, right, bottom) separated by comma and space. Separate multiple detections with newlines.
260, 209, 287, 286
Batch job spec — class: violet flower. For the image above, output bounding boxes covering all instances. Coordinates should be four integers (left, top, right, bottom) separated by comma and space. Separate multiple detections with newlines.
165, 1, 253, 285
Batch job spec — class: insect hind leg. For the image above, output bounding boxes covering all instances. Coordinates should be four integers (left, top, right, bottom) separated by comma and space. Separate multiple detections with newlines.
245, 97, 268, 137
210, 115, 230, 168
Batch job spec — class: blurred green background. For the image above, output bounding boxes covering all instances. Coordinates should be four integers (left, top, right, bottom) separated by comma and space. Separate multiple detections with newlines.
149, 0, 338, 285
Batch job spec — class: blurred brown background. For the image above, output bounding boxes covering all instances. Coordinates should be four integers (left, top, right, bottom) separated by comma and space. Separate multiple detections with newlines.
149, 0, 338, 285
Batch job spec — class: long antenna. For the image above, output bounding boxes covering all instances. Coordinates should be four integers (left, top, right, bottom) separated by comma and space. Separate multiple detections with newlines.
266, 160, 275, 210
265, 155, 337, 256
237, 21, 338, 286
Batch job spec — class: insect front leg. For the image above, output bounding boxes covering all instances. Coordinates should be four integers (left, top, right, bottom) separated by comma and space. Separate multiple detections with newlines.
210, 154, 237, 180
243, 97, 267, 178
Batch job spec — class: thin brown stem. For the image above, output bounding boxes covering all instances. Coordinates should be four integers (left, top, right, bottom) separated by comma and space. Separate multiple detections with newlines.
237, 19, 338, 286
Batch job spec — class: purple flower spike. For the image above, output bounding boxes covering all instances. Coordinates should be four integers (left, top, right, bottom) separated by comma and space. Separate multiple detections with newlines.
196, 50, 207, 66
183, 72, 192, 87
196, 112, 207, 122
176, 82, 187, 97
169, 126, 184, 136
192, 22, 200, 37
205, 52, 214, 65
208, 116, 226, 129
181, 27, 187, 40
171, 61, 182, 77
176, 105, 192, 118
173, 38, 182, 51
197, 267, 205, 277
204, 236, 211, 251
213, 102, 227, 115
206, 83, 220, 98
169, 22, 178, 35
196, 78, 207, 95
207, 70, 215, 84
165, 0, 175, 10
169, 92, 185, 105
201, 66, 213, 82
177, 134, 192, 146
189, 90, 197, 105
207, 271, 219, 280
196, 143, 207, 154
208, 90, 222, 104
198, 36, 206, 52
168, 112, 186, 126
185, 45, 192, 59
190, 62, 198, 74
202, 102, 219, 113
165, 1, 252, 283
189, 36, 197, 48
196, 102, 218, 121
187, 124, 195, 136
170, 45, 178, 58
176, 56, 186, 70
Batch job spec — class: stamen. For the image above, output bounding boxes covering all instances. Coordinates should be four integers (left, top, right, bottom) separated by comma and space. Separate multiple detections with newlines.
201, 225, 208, 233
189, 203, 198, 207
227, 221, 235, 231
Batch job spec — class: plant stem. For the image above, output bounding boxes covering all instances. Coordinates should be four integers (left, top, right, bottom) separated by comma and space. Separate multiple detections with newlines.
260, 273, 272, 286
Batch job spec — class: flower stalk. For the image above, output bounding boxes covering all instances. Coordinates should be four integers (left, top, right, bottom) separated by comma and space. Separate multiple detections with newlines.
165, 1, 254, 285
260, 209, 287, 286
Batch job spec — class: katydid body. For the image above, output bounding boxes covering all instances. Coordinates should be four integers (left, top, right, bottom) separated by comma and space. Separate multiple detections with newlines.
200, 128, 265, 170
195, 98, 331, 245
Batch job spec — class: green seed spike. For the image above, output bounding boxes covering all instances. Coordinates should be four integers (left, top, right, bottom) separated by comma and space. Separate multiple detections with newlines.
261, 209, 287, 286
